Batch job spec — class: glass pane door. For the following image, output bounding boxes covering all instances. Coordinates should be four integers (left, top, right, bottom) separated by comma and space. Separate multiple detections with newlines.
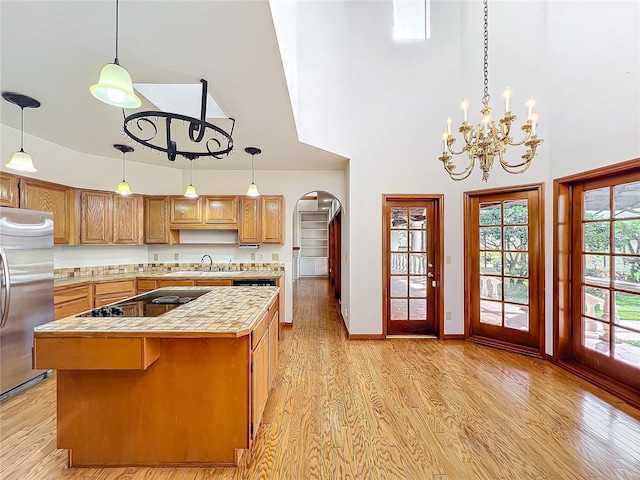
576, 179, 640, 379
467, 187, 543, 353
385, 199, 437, 335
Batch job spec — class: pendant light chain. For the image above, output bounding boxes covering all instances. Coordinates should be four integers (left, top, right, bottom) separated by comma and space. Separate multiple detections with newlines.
19, 106, 24, 151
482, 0, 490, 107
121, 152, 126, 180
114, 0, 120, 64
190, 159, 193, 185
251, 153, 255, 183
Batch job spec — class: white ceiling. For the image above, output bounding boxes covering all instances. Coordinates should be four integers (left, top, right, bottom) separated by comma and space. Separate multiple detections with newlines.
0, 0, 348, 171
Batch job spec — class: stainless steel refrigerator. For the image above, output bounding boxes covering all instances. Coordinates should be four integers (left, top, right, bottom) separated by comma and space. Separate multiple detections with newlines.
0, 206, 54, 399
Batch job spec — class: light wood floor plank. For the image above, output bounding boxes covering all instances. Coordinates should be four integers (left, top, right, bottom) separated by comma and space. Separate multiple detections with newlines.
2, 278, 640, 479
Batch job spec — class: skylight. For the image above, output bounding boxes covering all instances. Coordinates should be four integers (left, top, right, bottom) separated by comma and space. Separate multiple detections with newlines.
393, 0, 430, 41
133, 83, 227, 119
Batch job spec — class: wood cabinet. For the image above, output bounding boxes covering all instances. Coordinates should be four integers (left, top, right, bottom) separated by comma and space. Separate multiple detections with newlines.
204, 196, 238, 226
239, 195, 285, 245
169, 197, 202, 225
144, 196, 179, 244
93, 280, 136, 307
169, 196, 239, 229
157, 279, 195, 288
137, 279, 158, 294
20, 177, 77, 244
260, 196, 285, 244
251, 312, 270, 437
0, 172, 19, 207
196, 279, 233, 286
239, 196, 260, 244
80, 191, 142, 245
54, 284, 92, 319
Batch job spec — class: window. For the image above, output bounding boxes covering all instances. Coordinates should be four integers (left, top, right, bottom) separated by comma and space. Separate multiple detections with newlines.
393, 0, 430, 41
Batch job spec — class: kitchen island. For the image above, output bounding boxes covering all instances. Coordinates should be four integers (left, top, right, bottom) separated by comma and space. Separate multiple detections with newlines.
33, 286, 280, 467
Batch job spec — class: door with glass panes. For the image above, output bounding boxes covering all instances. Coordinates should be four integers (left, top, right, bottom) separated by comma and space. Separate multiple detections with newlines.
384, 197, 438, 335
572, 174, 640, 390
465, 186, 543, 353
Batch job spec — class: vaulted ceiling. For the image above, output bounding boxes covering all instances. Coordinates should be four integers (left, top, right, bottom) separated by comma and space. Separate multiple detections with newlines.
0, 0, 347, 171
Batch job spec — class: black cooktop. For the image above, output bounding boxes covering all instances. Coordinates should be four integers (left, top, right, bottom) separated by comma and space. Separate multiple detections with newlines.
77, 289, 211, 318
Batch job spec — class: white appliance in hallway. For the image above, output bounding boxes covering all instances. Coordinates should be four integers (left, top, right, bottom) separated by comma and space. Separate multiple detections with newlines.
0, 207, 53, 399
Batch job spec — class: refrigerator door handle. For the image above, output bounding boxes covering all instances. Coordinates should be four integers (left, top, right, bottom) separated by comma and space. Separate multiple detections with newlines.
0, 247, 10, 329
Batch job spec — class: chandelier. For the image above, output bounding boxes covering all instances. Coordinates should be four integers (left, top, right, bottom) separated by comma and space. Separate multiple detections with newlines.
439, 0, 543, 182
122, 79, 235, 162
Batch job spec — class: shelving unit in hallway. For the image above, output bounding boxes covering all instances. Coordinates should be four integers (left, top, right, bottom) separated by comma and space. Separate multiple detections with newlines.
299, 211, 328, 276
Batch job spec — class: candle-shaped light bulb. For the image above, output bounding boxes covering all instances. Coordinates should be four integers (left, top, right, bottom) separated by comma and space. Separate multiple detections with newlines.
442, 131, 448, 153
530, 112, 538, 136
460, 99, 469, 123
526, 97, 536, 120
503, 87, 512, 113
446, 117, 452, 135
482, 115, 490, 135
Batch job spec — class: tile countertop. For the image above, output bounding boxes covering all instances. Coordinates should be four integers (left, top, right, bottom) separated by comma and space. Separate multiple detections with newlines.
53, 270, 285, 288
36, 286, 279, 338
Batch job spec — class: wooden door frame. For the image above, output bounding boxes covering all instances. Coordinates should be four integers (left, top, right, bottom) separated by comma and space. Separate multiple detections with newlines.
382, 194, 444, 339
463, 183, 546, 358
553, 157, 640, 409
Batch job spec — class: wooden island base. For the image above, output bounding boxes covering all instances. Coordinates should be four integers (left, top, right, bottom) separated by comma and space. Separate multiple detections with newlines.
33, 288, 279, 467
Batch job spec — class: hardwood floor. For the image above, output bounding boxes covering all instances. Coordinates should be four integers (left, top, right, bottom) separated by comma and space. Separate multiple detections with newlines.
2, 277, 640, 479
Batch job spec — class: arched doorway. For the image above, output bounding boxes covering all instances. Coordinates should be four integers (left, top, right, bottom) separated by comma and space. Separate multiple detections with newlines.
292, 191, 343, 318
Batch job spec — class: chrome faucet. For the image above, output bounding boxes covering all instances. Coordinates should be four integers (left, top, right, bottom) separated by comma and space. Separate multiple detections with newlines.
201, 254, 213, 272
226, 258, 233, 272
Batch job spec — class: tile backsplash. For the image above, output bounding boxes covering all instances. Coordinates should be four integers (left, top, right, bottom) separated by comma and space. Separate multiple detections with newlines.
54, 262, 285, 279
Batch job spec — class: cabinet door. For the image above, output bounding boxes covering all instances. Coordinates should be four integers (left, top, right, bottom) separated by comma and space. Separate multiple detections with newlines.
251, 332, 270, 437
145, 197, 169, 244
260, 196, 284, 244
113, 195, 142, 244
203, 196, 238, 225
81, 191, 112, 244
268, 313, 278, 385
0, 173, 19, 207
20, 178, 75, 244
299, 258, 315, 276
170, 197, 203, 224
239, 196, 260, 244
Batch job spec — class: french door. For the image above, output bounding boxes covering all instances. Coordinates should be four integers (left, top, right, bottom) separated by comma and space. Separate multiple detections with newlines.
571, 173, 640, 390
465, 185, 544, 355
383, 196, 442, 336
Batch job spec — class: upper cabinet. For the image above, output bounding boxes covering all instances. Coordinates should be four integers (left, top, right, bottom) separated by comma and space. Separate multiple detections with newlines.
204, 196, 238, 226
145, 196, 174, 244
261, 196, 285, 244
169, 197, 203, 225
239, 195, 285, 245
20, 177, 77, 245
0, 172, 19, 208
169, 196, 238, 229
80, 190, 142, 245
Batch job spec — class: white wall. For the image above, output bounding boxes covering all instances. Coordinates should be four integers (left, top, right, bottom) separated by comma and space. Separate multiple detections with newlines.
285, 0, 640, 351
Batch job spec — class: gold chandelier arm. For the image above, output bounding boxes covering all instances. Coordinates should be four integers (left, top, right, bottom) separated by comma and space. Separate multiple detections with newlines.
506, 122, 533, 147
439, 153, 476, 181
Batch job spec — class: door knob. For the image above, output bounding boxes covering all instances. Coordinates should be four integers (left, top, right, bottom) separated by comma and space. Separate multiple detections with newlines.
427, 272, 434, 278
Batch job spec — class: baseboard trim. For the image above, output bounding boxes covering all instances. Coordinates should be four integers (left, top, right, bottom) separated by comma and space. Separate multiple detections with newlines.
283, 323, 293, 328
553, 359, 640, 410
467, 335, 544, 359
348, 333, 384, 340
442, 334, 465, 340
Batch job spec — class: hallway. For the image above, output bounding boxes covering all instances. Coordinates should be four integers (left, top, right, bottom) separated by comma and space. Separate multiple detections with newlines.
2, 278, 640, 479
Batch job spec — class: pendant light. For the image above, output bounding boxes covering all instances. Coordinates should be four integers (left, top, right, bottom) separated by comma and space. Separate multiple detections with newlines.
2, 92, 41, 173
90, 0, 141, 108
113, 144, 134, 196
245, 147, 261, 197
184, 156, 199, 198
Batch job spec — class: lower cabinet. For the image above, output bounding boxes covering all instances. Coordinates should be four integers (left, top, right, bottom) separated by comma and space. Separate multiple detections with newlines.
93, 280, 136, 307
136, 279, 158, 294
196, 279, 233, 286
157, 280, 195, 288
250, 298, 279, 439
299, 257, 328, 277
54, 284, 92, 319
